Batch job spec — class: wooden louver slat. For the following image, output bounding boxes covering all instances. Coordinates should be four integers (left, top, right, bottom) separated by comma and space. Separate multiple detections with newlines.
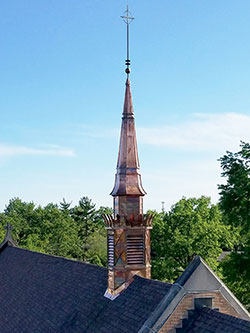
108, 235, 114, 266
127, 234, 144, 265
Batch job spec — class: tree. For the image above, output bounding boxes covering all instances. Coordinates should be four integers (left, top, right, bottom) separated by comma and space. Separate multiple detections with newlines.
0, 197, 111, 263
218, 141, 250, 237
2, 198, 37, 244
1, 199, 82, 259
218, 142, 250, 310
93, 206, 113, 227
70, 197, 97, 240
70, 198, 110, 260
84, 228, 107, 266
34, 203, 81, 259
151, 196, 237, 282
59, 198, 72, 212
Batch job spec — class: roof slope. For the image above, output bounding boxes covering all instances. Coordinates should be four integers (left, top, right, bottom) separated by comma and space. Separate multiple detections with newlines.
0, 246, 171, 333
139, 256, 250, 332
184, 307, 250, 333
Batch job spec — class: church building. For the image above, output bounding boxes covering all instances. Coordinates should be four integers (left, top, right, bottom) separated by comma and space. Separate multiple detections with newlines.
0, 8, 249, 333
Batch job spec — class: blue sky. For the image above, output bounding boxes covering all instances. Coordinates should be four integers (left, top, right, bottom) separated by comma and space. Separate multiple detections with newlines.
0, 0, 250, 212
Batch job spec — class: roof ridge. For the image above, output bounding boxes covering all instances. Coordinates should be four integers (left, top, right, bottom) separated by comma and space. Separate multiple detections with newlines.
2, 246, 173, 287
3, 245, 108, 270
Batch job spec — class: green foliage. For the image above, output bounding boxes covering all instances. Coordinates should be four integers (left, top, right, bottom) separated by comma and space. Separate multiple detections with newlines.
59, 198, 72, 211
218, 141, 250, 237
218, 141, 250, 310
220, 248, 250, 310
3, 198, 37, 244
70, 197, 107, 261
151, 196, 237, 282
0, 197, 110, 266
84, 229, 107, 266
71, 197, 98, 240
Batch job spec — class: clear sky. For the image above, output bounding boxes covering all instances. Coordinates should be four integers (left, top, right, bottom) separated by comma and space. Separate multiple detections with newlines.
0, 0, 250, 212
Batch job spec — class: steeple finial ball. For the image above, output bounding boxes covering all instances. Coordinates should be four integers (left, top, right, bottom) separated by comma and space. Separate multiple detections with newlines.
125, 68, 131, 74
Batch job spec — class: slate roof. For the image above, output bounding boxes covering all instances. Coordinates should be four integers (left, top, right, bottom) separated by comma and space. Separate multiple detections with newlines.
0, 245, 171, 333
183, 307, 250, 333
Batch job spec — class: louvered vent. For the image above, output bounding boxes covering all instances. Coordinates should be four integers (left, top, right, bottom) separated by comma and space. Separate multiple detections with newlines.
108, 234, 114, 266
127, 234, 144, 265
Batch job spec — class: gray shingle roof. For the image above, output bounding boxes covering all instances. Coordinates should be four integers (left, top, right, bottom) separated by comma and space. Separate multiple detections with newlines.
0, 245, 171, 333
0, 246, 249, 332
183, 307, 250, 333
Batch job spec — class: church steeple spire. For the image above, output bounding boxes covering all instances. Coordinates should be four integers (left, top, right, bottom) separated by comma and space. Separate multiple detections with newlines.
111, 6, 145, 204
103, 8, 152, 299
110, 78, 146, 200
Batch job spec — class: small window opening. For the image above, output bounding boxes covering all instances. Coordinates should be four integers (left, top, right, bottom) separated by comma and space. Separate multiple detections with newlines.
194, 297, 213, 309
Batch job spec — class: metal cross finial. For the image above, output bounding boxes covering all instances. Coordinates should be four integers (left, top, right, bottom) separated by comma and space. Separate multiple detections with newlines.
121, 6, 135, 76
0, 222, 16, 248
121, 5, 135, 25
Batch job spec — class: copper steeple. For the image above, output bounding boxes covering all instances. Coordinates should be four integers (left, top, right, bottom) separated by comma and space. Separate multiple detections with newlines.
111, 6, 146, 219
103, 7, 152, 299
111, 78, 146, 199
